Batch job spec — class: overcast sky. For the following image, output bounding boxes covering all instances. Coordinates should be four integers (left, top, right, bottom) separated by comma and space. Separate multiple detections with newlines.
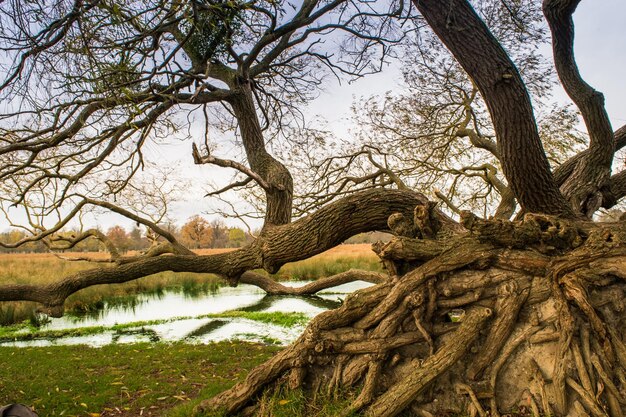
568, 0, 626, 124
3, 1, 625, 232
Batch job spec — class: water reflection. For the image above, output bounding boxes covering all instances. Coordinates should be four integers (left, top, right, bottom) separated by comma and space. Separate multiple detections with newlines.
3, 280, 373, 347
185, 319, 229, 338
239, 295, 341, 313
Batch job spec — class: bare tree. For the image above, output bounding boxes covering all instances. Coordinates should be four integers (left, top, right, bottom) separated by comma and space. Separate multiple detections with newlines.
0, 0, 413, 298
198, 1, 626, 416
1, 0, 626, 416
293, 0, 599, 221
0, 0, 410, 232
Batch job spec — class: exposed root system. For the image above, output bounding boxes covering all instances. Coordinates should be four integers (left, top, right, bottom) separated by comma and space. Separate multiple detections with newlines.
198, 212, 626, 417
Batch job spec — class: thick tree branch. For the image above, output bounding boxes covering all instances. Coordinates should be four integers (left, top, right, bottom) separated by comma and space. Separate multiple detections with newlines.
543, 0, 615, 215
239, 269, 387, 296
554, 124, 626, 187
0, 189, 434, 314
228, 84, 294, 227
606, 170, 626, 207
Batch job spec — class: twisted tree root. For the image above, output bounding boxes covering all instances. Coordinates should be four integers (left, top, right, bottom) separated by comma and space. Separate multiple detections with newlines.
197, 217, 626, 417
364, 307, 493, 417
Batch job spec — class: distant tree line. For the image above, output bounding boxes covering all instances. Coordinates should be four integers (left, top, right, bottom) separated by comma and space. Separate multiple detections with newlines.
0, 216, 254, 254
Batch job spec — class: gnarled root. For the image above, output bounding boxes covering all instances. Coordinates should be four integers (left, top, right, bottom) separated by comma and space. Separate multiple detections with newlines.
197, 216, 626, 417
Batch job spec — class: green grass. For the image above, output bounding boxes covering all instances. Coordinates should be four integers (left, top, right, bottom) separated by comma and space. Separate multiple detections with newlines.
269, 254, 381, 281
0, 342, 280, 417
207, 311, 309, 327
186, 385, 361, 417
254, 387, 359, 417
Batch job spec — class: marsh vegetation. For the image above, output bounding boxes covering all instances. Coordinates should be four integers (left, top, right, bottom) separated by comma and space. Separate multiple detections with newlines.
0, 244, 379, 326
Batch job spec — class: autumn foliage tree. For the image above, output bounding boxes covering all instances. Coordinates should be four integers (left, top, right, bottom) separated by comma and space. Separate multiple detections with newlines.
180, 215, 214, 249
105, 226, 131, 253
0, 0, 625, 416
228, 227, 246, 247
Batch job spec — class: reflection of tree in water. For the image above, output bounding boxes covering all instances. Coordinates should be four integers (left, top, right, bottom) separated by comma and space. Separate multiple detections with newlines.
239, 295, 341, 313
112, 327, 160, 343
184, 296, 342, 339
67, 296, 147, 322
185, 320, 230, 339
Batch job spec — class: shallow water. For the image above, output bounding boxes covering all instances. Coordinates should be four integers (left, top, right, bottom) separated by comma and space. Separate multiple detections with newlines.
2, 280, 372, 347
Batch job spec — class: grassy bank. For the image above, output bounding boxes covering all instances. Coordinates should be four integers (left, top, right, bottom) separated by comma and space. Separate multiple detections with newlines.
0, 342, 280, 417
0, 244, 379, 324
0, 341, 359, 417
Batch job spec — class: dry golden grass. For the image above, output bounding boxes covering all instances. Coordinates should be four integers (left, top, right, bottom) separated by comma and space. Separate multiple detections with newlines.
195, 244, 375, 257
270, 243, 380, 281
0, 244, 375, 286
316, 243, 374, 257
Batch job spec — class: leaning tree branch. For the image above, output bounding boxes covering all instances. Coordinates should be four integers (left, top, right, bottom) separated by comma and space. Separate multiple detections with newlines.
239, 269, 388, 296
606, 170, 626, 207
553, 124, 626, 204
52, 241, 192, 265
81, 198, 194, 256
46, 228, 121, 260
0, 189, 435, 315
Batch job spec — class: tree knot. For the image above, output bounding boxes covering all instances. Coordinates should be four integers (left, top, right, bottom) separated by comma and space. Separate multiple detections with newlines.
387, 202, 441, 239
497, 281, 519, 297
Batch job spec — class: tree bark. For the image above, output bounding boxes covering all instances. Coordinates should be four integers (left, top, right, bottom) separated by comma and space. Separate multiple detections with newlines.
239, 269, 387, 295
200, 214, 626, 417
543, 0, 615, 216
229, 81, 294, 228
413, 0, 574, 217
553, 124, 626, 188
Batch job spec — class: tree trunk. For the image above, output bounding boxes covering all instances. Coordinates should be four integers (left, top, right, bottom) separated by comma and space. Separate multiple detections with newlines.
198, 210, 626, 417
0, 189, 431, 313
413, 0, 574, 217
229, 81, 293, 228
544, 0, 615, 217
